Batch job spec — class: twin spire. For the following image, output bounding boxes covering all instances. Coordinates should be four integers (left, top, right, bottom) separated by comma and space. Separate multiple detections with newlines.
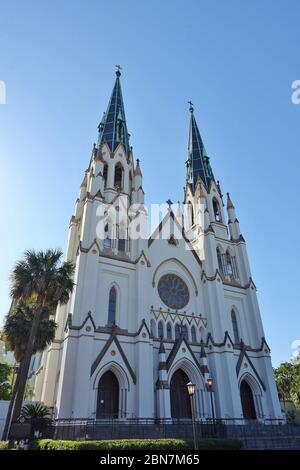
97, 68, 130, 153
186, 102, 214, 190
97, 70, 215, 190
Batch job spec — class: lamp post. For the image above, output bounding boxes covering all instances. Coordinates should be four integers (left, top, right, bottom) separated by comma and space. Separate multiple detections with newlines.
206, 378, 216, 434
186, 382, 198, 451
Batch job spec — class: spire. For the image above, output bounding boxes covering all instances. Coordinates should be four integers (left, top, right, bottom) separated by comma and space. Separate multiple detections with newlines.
226, 192, 241, 240
186, 102, 214, 190
134, 158, 142, 176
226, 192, 235, 210
97, 67, 130, 154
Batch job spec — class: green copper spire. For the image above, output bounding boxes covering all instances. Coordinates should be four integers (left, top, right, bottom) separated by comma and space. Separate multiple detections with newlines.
97, 67, 130, 153
186, 102, 214, 190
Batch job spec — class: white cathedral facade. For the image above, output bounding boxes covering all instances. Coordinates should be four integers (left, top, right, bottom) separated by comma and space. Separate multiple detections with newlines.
34, 70, 282, 423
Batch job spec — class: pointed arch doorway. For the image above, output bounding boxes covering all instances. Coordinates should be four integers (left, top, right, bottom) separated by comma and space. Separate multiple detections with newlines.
170, 369, 192, 419
240, 380, 257, 420
96, 371, 119, 419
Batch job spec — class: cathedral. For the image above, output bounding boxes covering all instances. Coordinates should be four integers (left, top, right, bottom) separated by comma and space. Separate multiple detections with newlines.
34, 70, 282, 423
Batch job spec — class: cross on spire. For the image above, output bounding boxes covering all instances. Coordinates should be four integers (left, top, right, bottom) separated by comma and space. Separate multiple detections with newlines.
187, 105, 214, 189
97, 67, 130, 153
115, 64, 122, 76
188, 100, 194, 113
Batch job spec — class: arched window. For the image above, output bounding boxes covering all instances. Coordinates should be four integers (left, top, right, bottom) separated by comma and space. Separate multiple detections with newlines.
103, 223, 111, 248
108, 287, 117, 325
226, 251, 233, 277
103, 164, 108, 189
231, 309, 240, 343
191, 325, 197, 343
117, 225, 126, 252
213, 198, 222, 222
114, 163, 123, 190
188, 202, 194, 226
158, 320, 164, 339
175, 323, 180, 340
217, 248, 224, 274
199, 327, 204, 341
167, 322, 172, 339
182, 324, 189, 340
150, 319, 156, 337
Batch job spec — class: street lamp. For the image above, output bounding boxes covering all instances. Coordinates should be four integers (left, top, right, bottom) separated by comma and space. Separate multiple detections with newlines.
206, 378, 216, 433
186, 382, 198, 451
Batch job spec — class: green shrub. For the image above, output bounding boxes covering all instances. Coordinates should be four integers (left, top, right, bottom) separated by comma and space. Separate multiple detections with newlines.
0, 441, 9, 450
28, 437, 243, 451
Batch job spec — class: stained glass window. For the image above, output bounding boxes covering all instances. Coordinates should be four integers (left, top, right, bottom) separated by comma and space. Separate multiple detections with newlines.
213, 198, 222, 222
217, 248, 224, 274
108, 287, 117, 324
158, 321, 164, 338
167, 322, 172, 339
150, 319, 156, 337
158, 274, 189, 310
191, 325, 197, 343
175, 323, 180, 340
103, 164, 108, 188
231, 310, 240, 343
103, 224, 111, 248
182, 324, 189, 340
226, 251, 233, 276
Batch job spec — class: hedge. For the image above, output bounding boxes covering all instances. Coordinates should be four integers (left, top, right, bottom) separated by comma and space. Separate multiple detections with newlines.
0, 441, 9, 450
28, 438, 243, 450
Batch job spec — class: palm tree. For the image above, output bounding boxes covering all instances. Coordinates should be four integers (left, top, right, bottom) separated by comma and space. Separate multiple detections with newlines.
2, 301, 57, 440
3, 301, 57, 362
5, 249, 74, 437
20, 403, 52, 438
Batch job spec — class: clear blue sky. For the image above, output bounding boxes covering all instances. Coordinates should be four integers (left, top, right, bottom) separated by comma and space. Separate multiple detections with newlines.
0, 0, 299, 367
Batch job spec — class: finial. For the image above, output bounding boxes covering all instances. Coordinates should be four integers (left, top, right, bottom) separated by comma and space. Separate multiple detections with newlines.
134, 158, 142, 177
115, 64, 122, 77
166, 199, 173, 207
188, 100, 194, 113
226, 192, 235, 210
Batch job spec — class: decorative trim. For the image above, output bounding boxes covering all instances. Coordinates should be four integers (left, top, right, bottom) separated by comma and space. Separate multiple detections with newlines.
148, 210, 202, 266
165, 334, 203, 375
205, 332, 270, 355
136, 318, 152, 337
67, 311, 97, 332
151, 307, 207, 329
201, 270, 256, 290
90, 332, 136, 384
236, 346, 266, 391
152, 258, 198, 295
134, 250, 151, 267
78, 239, 101, 255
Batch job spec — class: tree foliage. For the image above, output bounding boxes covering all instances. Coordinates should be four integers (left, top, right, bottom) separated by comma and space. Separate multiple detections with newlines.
2, 301, 57, 363
0, 363, 13, 400
274, 358, 300, 407
3, 248, 74, 438
21, 402, 52, 437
